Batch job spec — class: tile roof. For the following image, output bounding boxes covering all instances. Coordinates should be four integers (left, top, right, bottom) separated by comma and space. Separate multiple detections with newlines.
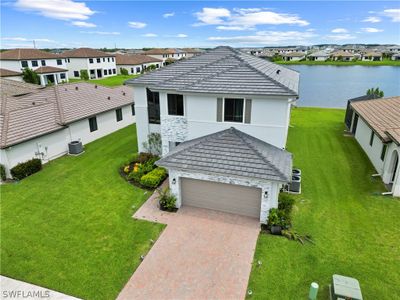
308, 50, 331, 57
0, 48, 61, 60
351, 96, 400, 144
144, 48, 182, 55
34, 66, 68, 74
0, 81, 133, 148
0, 68, 22, 77
331, 51, 355, 57
127, 46, 299, 97
62, 48, 115, 58
282, 52, 305, 57
157, 127, 292, 182
115, 54, 162, 65
0, 78, 42, 96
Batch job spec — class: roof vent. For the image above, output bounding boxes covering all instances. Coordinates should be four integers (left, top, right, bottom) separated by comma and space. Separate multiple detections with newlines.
32, 101, 35, 105
276, 69, 281, 75
75, 86, 78, 90
122, 92, 126, 96
107, 96, 111, 100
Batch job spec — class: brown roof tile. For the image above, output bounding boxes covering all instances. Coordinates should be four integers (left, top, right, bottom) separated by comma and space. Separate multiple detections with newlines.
62, 48, 115, 58
0, 68, 22, 77
115, 54, 162, 65
144, 48, 180, 55
0, 78, 42, 96
35, 66, 68, 74
0, 48, 61, 60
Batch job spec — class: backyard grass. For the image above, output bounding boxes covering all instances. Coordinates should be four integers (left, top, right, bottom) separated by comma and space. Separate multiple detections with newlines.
0, 124, 165, 300
247, 108, 400, 299
69, 74, 139, 87
276, 58, 400, 66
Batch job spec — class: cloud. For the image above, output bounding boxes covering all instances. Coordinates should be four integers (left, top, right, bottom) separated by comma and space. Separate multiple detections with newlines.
71, 21, 96, 28
142, 33, 157, 37
81, 31, 120, 35
208, 30, 317, 45
1, 37, 55, 43
331, 28, 348, 33
326, 34, 356, 41
382, 8, 400, 22
128, 21, 147, 29
176, 33, 188, 38
362, 16, 381, 23
14, 0, 95, 20
163, 12, 175, 18
361, 27, 384, 33
195, 7, 309, 29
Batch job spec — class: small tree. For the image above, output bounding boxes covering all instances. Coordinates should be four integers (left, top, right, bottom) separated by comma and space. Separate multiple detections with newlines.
120, 68, 129, 75
22, 68, 40, 85
165, 58, 176, 65
366, 87, 384, 98
80, 69, 89, 80
143, 133, 162, 156
147, 64, 156, 71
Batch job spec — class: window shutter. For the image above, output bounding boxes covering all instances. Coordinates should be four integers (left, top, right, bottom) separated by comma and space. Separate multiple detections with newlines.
216, 98, 223, 122
245, 99, 252, 124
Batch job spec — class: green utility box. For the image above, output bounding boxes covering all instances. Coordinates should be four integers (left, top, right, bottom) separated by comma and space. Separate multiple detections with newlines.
329, 274, 363, 300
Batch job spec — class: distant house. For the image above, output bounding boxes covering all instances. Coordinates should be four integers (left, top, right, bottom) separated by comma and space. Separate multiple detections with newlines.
362, 51, 383, 61
62, 48, 117, 79
307, 50, 331, 61
0, 80, 135, 178
281, 52, 306, 61
331, 51, 355, 61
143, 48, 187, 64
0, 48, 69, 86
392, 53, 400, 61
115, 54, 162, 75
387, 45, 400, 53
348, 96, 400, 197
181, 48, 203, 58
0, 68, 23, 82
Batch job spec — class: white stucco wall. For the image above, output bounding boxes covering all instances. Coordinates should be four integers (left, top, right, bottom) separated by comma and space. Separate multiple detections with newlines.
0, 58, 67, 73
117, 62, 161, 75
168, 169, 282, 223
66, 57, 117, 78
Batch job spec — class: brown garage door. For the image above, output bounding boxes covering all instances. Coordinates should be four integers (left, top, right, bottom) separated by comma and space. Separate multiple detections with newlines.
181, 178, 261, 218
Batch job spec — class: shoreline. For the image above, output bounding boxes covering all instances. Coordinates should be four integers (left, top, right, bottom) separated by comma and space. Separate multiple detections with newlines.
275, 60, 400, 66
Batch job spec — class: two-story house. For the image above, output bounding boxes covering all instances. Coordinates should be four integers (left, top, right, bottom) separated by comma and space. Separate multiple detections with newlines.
143, 48, 187, 65
115, 54, 162, 75
126, 46, 299, 223
0, 48, 69, 86
62, 48, 117, 79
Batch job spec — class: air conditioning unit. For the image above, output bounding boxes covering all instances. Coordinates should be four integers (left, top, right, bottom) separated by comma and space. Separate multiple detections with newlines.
329, 274, 363, 300
68, 140, 84, 155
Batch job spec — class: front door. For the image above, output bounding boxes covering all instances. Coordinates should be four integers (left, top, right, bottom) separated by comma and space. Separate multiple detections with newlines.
97, 69, 102, 78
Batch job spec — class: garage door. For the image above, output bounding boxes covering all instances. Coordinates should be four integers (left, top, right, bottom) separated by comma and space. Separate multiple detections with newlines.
181, 178, 261, 218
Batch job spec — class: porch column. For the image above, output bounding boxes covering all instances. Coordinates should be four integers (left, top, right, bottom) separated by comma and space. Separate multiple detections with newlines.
39, 75, 46, 86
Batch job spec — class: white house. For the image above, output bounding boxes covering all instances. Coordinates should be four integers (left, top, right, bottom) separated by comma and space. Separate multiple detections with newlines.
349, 96, 400, 197
331, 50, 355, 61
126, 46, 299, 223
281, 52, 306, 61
0, 79, 135, 178
392, 53, 400, 61
115, 54, 162, 75
0, 48, 69, 86
143, 48, 187, 64
0, 68, 23, 82
307, 50, 331, 61
62, 48, 117, 79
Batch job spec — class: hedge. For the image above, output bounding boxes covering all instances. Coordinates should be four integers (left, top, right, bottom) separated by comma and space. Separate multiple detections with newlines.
10, 158, 42, 180
140, 167, 167, 188
0, 164, 6, 181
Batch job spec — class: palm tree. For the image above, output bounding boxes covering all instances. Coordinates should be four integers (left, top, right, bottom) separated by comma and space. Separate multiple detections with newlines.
366, 87, 384, 98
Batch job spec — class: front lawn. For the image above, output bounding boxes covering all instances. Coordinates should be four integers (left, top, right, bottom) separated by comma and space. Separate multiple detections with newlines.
69, 74, 139, 87
247, 108, 400, 299
0, 125, 165, 300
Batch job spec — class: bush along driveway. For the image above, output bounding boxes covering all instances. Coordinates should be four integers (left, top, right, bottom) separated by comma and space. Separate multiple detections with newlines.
247, 108, 400, 299
0, 125, 165, 300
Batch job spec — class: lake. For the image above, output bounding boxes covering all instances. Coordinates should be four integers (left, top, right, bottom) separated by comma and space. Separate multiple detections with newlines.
287, 65, 400, 108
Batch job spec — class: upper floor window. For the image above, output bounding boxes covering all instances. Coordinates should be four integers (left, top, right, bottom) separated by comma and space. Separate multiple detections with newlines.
41, 60, 46, 66
96, 58, 101, 63
112, 57, 114, 62
167, 94, 184, 116
89, 58, 94, 64
224, 98, 244, 123
369, 131, 375, 146
381, 144, 388, 161
147, 88, 160, 124
131, 104, 135, 116
89, 116, 98, 132
116, 108, 123, 122
103, 58, 105, 62
57, 59, 62, 65
65, 58, 70, 63
31, 60, 38, 67
21, 61, 28, 68
107, 57, 110, 62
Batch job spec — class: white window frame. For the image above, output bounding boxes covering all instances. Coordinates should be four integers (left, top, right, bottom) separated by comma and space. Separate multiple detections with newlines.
222, 97, 246, 124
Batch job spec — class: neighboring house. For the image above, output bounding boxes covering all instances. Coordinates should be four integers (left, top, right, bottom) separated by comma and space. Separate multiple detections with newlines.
116, 54, 162, 75
126, 46, 299, 223
181, 48, 203, 58
62, 48, 117, 79
391, 53, 400, 61
143, 48, 187, 64
0, 48, 69, 86
349, 96, 400, 197
0, 68, 23, 82
281, 52, 306, 61
387, 45, 400, 53
0, 80, 135, 177
344, 94, 379, 130
307, 50, 331, 61
331, 51, 355, 61
362, 51, 383, 61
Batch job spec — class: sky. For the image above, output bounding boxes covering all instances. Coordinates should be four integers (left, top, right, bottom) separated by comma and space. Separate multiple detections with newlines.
1, 1, 399, 49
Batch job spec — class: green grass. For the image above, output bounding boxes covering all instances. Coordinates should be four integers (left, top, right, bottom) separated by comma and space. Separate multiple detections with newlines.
0, 124, 165, 300
247, 108, 400, 299
276, 58, 400, 66
69, 74, 139, 87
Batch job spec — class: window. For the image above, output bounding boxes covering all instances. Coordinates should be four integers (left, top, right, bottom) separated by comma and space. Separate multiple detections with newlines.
369, 131, 375, 146
21, 61, 28, 68
131, 68, 134, 73
147, 88, 160, 124
112, 57, 114, 62
89, 117, 98, 132
41, 60, 46, 66
156, 64, 159, 68
89, 58, 94, 64
224, 98, 244, 122
57, 59, 62, 65
167, 94, 184, 116
65, 58, 70, 63
136, 67, 141, 73
103, 58, 105, 62
381, 144, 388, 161
104, 69, 108, 75
116, 108, 123, 122
113, 69, 116, 74
109, 69, 112, 75
131, 104, 135, 115
73, 71, 79, 77
31, 60, 38, 67
97, 58, 101, 63
60, 73, 66, 79
107, 57, 110, 62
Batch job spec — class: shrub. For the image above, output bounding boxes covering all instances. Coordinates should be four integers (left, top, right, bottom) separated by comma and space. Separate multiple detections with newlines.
80, 69, 89, 80
137, 152, 158, 164
0, 164, 6, 181
127, 163, 145, 182
140, 167, 167, 188
120, 68, 129, 75
278, 193, 295, 213
10, 158, 42, 180
157, 187, 176, 211
22, 68, 40, 85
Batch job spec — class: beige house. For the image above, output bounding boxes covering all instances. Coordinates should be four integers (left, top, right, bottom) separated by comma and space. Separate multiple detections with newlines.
281, 52, 306, 61
362, 51, 383, 61
115, 54, 162, 75
143, 48, 187, 64
331, 50, 355, 61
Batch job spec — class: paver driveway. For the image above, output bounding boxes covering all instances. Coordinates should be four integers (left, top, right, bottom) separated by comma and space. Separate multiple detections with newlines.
117, 191, 260, 300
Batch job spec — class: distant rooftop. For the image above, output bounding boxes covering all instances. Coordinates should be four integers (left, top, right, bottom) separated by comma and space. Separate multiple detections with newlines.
0, 48, 61, 60
115, 54, 162, 65
62, 48, 115, 58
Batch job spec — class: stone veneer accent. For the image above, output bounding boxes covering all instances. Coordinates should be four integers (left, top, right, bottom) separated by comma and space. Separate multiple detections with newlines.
160, 116, 188, 155
168, 169, 282, 223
